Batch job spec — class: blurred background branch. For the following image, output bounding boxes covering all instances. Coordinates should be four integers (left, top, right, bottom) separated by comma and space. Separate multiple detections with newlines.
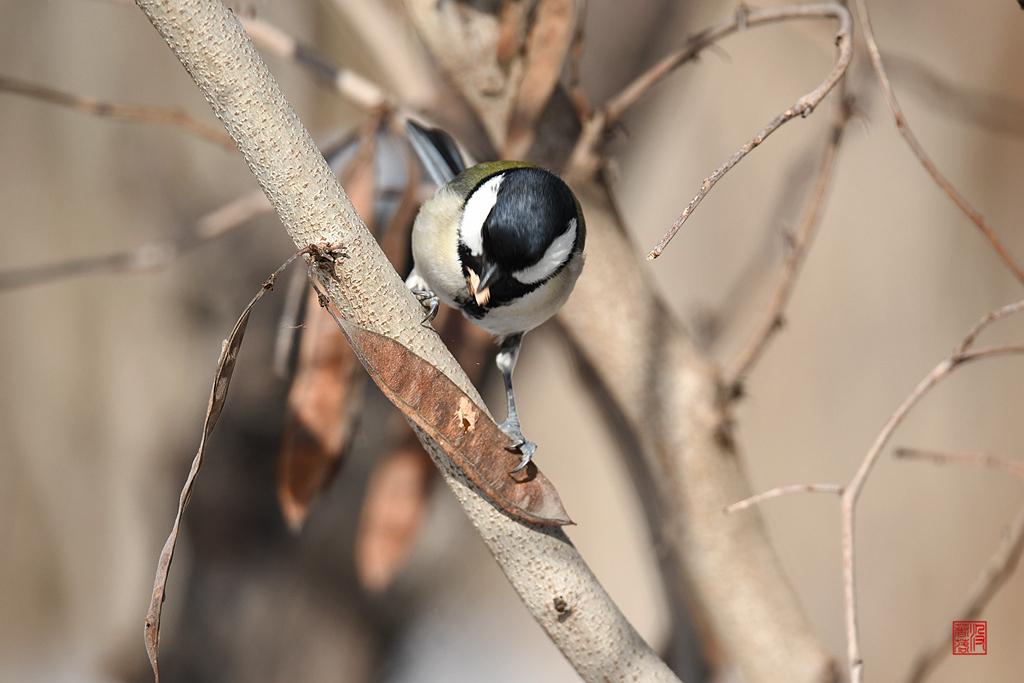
0, 73, 234, 148
852, 0, 1024, 285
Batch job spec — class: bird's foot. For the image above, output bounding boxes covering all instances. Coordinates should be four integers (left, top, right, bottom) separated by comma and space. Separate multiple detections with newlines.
507, 441, 537, 474
499, 420, 537, 473
412, 287, 439, 326
406, 271, 440, 327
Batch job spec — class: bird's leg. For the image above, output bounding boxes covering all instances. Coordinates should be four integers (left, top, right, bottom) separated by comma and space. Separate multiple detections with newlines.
495, 333, 537, 473
405, 270, 439, 326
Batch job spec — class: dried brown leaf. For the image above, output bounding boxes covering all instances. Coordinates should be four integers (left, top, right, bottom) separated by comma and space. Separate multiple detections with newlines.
355, 436, 435, 592
505, 0, 578, 157
145, 250, 309, 682
277, 288, 366, 531
317, 305, 572, 526
350, 270, 495, 588
496, 0, 530, 67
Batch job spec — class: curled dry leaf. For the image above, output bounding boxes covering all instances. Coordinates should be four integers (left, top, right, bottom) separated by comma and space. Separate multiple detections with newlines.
505, 0, 578, 157
352, 305, 494, 591
496, 0, 530, 67
355, 433, 436, 592
145, 250, 309, 682
312, 290, 572, 526
277, 288, 365, 531
349, 323, 572, 525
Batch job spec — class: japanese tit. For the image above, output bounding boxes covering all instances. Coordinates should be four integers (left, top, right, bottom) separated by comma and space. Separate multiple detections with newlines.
404, 121, 586, 472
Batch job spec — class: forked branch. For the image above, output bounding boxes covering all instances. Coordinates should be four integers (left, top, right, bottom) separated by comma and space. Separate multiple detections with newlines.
728, 298, 1024, 682
647, 3, 852, 259
569, 3, 853, 185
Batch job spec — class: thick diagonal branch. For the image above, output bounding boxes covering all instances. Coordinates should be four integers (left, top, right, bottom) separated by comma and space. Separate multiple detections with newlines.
561, 182, 838, 683
131, 1, 674, 681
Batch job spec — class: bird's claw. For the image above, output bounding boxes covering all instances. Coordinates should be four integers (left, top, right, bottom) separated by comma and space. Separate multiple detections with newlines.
501, 430, 537, 474
412, 288, 439, 327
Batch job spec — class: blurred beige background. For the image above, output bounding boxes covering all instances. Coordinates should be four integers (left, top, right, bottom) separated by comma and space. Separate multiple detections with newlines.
1, 0, 1022, 681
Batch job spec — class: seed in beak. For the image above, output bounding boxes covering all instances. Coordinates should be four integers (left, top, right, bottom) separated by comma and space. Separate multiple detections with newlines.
467, 269, 491, 306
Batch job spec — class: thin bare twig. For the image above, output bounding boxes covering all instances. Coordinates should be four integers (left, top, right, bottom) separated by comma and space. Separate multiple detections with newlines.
569, 3, 853, 183
727, 89, 853, 394
903, 508, 1024, 683
955, 299, 1024, 355
0, 126, 361, 293
0, 74, 234, 149
851, 0, 1024, 285
646, 3, 852, 259
895, 448, 1024, 481
725, 483, 843, 513
321, 0, 439, 109
0, 191, 269, 292
730, 299, 1024, 683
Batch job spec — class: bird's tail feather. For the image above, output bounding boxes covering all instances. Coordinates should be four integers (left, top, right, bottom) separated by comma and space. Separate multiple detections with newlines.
405, 119, 468, 186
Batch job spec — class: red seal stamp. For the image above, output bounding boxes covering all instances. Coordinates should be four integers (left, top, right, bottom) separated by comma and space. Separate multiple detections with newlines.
952, 620, 987, 655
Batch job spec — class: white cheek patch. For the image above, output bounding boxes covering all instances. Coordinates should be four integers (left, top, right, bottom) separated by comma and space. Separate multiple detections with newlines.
459, 174, 503, 256
513, 218, 577, 284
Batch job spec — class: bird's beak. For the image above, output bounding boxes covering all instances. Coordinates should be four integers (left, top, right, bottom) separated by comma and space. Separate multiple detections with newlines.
470, 262, 500, 306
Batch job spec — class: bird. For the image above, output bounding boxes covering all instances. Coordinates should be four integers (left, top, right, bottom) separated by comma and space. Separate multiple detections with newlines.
403, 120, 585, 473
